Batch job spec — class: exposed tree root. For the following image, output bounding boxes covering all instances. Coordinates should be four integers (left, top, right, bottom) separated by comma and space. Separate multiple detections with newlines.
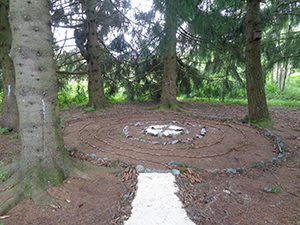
0, 173, 20, 192
0, 183, 24, 216
0, 161, 67, 216
159, 104, 186, 112
0, 149, 119, 216
0, 162, 19, 192
151, 100, 188, 112
0, 162, 18, 180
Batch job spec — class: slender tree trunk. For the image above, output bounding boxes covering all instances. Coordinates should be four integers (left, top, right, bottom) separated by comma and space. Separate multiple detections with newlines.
85, 0, 106, 109
0, 0, 19, 130
245, 0, 269, 120
160, 0, 178, 108
279, 60, 289, 91
0, 0, 72, 215
279, 21, 292, 92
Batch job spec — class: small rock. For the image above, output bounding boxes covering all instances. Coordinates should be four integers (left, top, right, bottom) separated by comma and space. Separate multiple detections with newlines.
136, 164, 145, 173
99, 156, 108, 161
171, 169, 180, 176
167, 161, 187, 168
134, 122, 141, 127
123, 126, 129, 135
145, 168, 153, 173
90, 154, 97, 160
263, 187, 273, 193
223, 189, 231, 194
226, 168, 237, 174
200, 127, 207, 136
171, 140, 179, 145
269, 157, 279, 163
276, 140, 285, 152
264, 129, 273, 137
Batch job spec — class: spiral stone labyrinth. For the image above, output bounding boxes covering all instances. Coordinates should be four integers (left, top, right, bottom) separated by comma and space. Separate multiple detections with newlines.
64, 110, 275, 169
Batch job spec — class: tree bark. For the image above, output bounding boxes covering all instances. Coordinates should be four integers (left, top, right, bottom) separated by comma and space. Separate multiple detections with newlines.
81, 0, 106, 109
245, 0, 269, 120
0, 0, 19, 130
0, 0, 72, 215
160, 0, 178, 108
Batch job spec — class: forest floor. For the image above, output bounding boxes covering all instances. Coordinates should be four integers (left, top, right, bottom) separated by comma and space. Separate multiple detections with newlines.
0, 102, 299, 225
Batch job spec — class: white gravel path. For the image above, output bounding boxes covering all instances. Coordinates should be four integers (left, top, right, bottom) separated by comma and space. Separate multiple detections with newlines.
124, 173, 196, 225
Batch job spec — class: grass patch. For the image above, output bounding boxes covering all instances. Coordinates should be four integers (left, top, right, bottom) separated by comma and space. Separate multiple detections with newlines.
250, 118, 273, 129
251, 160, 265, 169
270, 186, 281, 194
107, 93, 127, 104
178, 96, 247, 106
0, 170, 7, 182
0, 127, 9, 134
8, 132, 20, 143
85, 106, 95, 113
178, 96, 300, 108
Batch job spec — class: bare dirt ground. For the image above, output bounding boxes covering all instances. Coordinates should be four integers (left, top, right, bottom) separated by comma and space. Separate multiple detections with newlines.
0, 102, 299, 225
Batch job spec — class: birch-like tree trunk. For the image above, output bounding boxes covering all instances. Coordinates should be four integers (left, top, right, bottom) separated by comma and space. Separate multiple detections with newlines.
0, 0, 71, 215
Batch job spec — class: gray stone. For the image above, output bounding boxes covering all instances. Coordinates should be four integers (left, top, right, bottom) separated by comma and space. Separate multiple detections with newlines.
90, 154, 97, 160
99, 156, 108, 161
123, 126, 129, 136
276, 140, 285, 152
136, 164, 145, 173
171, 140, 179, 145
145, 168, 153, 173
171, 169, 180, 176
167, 161, 187, 168
269, 157, 279, 163
226, 168, 237, 174
264, 129, 273, 137
263, 187, 273, 193
200, 127, 207, 136
134, 122, 141, 127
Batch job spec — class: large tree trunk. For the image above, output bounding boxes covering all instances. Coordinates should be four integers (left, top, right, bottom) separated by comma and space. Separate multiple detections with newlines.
0, 0, 72, 215
84, 0, 106, 109
245, 0, 269, 120
160, 0, 178, 108
0, 0, 19, 131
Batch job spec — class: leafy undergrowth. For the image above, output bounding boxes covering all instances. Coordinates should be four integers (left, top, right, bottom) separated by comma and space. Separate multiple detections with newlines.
178, 96, 300, 107
0, 127, 9, 135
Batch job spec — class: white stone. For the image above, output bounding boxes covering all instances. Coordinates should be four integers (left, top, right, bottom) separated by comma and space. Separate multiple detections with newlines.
162, 130, 182, 137
151, 125, 167, 129
145, 127, 163, 136
168, 125, 184, 131
124, 173, 196, 225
